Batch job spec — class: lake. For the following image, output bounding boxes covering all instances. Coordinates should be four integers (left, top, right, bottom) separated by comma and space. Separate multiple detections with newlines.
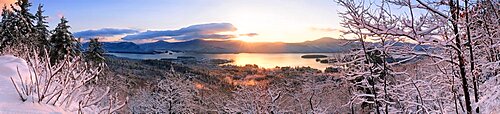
108, 53, 337, 70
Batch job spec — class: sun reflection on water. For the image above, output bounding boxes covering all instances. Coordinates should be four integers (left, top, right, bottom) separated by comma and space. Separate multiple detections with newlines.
209, 53, 332, 70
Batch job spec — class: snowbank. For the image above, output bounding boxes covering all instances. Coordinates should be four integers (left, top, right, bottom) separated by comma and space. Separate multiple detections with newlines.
0, 55, 69, 114
478, 74, 500, 114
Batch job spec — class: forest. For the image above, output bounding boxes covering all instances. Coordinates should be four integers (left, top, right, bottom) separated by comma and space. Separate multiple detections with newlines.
0, 0, 498, 113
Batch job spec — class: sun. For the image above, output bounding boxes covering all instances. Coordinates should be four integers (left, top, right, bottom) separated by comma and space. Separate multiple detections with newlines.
227, 9, 280, 42
226, 8, 328, 43
234, 36, 252, 42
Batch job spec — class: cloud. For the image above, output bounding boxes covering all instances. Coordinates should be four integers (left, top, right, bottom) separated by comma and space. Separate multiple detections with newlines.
56, 12, 65, 18
310, 27, 339, 32
74, 28, 140, 39
239, 33, 258, 37
174, 34, 237, 40
122, 23, 238, 41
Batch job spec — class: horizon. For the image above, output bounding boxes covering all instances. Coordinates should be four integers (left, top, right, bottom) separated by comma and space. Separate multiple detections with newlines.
97, 37, 351, 44
0, 0, 498, 113
2, 0, 344, 43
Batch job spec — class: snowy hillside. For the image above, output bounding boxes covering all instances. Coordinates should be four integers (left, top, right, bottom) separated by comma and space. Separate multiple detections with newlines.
478, 73, 500, 113
0, 55, 70, 113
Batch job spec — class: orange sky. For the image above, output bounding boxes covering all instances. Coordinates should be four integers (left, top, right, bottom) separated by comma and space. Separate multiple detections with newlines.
0, 0, 15, 6
8, 0, 345, 43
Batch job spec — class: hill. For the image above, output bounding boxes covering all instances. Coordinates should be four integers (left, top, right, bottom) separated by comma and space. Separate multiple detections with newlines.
84, 37, 358, 53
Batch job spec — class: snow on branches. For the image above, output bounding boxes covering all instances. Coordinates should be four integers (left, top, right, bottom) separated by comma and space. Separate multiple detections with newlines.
7, 48, 126, 113
337, 0, 499, 113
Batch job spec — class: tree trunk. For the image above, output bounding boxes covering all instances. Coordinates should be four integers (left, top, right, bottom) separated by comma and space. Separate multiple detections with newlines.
464, 0, 480, 113
450, 0, 472, 113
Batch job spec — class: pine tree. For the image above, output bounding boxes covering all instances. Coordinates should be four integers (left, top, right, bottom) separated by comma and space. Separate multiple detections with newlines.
34, 4, 49, 50
10, 0, 36, 45
85, 38, 105, 64
0, 5, 14, 51
49, 17, 79, 64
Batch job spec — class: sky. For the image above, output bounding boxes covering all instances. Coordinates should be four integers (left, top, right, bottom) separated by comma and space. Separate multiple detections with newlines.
4, 0, 344, 43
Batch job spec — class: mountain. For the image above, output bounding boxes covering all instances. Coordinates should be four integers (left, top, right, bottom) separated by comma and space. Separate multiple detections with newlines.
82, 42, 146, 53
141, 39, 243, 53
139, 38, 358, 53
139, 40, 171, 50
83, 38, 360, 53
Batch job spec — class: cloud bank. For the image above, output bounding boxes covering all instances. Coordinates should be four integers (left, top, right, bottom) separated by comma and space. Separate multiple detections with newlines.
74, 28, 139, 39
240, 33, 258, 37
122, 23, 241, 41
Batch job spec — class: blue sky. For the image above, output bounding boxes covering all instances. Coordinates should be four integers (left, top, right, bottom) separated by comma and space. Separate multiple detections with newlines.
18, 0, 343, 42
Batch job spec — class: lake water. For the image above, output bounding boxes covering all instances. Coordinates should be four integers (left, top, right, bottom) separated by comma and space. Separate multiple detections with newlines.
108, 53, 337, 70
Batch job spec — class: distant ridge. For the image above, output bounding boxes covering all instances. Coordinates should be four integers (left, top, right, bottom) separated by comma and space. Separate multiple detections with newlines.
82, 42, 146, 53
83, 38, 362, 53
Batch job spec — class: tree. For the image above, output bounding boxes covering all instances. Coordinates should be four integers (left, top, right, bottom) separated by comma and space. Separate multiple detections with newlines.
0, 5, 14, 52
1, 0, 127, 113
337, 0, 499, 113
129, 67, 202, 113
0, 0, 38, 53
10, 0, 36, 45
49, 17, 79, 65
468, 0, 500, 112
85, 38, 105, 65
34, 4, 50, 50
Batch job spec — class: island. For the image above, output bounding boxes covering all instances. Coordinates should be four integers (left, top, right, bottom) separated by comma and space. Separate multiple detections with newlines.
301, 54, 328, 58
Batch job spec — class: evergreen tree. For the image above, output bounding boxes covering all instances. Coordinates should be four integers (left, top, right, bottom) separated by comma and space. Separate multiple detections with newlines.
10, 0, 36, 45
0, 5, 14, 51
49, 17, 79, 64
85, 38, 105, 64
34, 4, 49, 50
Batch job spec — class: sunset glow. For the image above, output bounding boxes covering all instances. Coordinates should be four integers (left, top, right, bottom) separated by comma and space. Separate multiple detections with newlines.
23, 0, 344, 43
0, 0, 15, 6
224, 3, 342, 42
1, 0, 498, 113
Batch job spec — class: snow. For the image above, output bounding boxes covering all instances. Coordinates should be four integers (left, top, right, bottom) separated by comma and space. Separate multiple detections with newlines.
477, 74, 500, 113
0, 55, 70, 114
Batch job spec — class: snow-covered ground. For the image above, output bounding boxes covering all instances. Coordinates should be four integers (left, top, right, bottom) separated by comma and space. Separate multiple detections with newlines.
0, 55, 69, 114
478, 73, 500, 113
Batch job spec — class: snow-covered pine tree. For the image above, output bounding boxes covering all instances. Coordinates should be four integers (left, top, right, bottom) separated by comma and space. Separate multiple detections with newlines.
0, 5, 15, 52
85, 38, 105, 65
9, 0, 36, 46
2, 0, 127, 113
49, 17, 79, 65
34, 4, 50, 51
